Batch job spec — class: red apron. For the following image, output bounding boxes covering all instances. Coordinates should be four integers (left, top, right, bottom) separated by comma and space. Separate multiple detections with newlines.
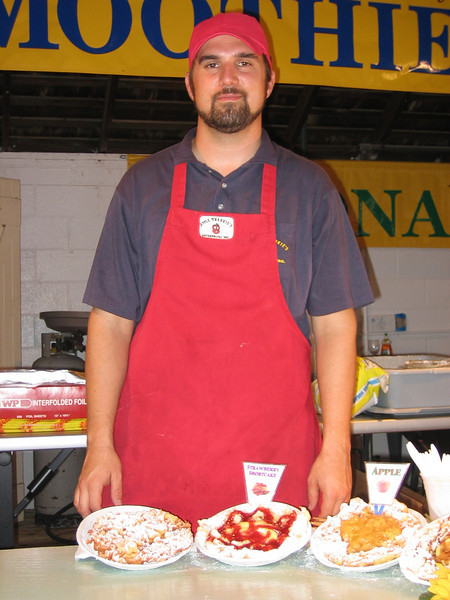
105, 162, 322, 527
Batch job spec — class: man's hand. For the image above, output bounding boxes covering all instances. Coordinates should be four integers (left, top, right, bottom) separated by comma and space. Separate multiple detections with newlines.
73, 308, 134, 518
307, 444, 352, 518
74, 446, 122, 518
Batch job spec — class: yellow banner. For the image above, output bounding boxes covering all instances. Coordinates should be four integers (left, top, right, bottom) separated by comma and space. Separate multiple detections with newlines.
319, 161, 450, 247
1, 0, 449, 93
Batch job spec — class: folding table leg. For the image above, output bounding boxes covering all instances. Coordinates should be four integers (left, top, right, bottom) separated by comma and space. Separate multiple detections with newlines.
0, 451, 14, 549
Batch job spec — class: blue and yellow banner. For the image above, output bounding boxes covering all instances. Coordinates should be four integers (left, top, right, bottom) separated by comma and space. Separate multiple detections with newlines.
1, 0, 449, 93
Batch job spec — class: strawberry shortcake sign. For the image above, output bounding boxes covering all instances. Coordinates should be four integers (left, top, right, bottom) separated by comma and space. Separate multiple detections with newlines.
243, 461, 286, 505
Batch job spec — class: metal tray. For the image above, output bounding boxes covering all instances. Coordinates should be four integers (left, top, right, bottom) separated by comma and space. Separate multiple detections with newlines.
40, 311, 90, 333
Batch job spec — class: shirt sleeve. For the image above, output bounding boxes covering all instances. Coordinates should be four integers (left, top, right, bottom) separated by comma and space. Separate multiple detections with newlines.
83, 177, 141, 322
306, 172, 373, 316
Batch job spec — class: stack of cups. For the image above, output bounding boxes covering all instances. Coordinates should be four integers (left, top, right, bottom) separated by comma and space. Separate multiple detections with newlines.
420, 474, 450, 520
406, 442, 450, 521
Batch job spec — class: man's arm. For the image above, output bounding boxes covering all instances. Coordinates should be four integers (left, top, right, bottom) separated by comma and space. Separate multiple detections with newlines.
308, 307, 357, 517
74, 307, 134, 517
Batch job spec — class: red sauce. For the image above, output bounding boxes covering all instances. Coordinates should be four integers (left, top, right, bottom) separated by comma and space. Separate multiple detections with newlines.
208, 506, 297, 552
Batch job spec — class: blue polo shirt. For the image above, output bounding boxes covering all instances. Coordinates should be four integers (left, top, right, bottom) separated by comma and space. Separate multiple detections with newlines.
84, 129, 373, 340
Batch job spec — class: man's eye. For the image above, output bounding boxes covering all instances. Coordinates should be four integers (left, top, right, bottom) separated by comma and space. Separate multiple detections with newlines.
205, 62, 219, 69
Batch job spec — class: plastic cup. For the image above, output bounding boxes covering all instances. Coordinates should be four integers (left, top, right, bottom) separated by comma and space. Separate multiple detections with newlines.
421, 473, 450, 520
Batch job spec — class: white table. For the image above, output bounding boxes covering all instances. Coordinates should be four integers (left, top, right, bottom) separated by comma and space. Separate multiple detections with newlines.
0, 544, 427, 600
349, 413, 450, 471
349, 413, 450, 435
0, 430, 86, 452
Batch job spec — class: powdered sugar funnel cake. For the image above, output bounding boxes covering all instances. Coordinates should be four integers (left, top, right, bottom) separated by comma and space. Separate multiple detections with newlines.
400, 515, 450, 585
310, 497, 426, 572
75, 505, 193, 569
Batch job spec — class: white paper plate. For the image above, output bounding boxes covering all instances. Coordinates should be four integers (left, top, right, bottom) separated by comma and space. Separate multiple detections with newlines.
400, 515, 450, 586
310, 528, 399, 572
399, 558, 429, 586
309, 500, 427, 573
76, 505, 193, 570
195, 501, 311, 567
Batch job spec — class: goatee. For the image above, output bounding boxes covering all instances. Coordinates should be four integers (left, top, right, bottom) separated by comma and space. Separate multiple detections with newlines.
195, 87, 263, 134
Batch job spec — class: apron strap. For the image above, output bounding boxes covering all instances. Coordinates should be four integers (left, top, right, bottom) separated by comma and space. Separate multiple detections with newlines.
171, 162, 188, 208
260, 164, 277, 215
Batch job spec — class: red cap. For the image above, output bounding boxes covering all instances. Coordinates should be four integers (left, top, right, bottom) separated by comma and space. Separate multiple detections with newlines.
189, 12, 272, 69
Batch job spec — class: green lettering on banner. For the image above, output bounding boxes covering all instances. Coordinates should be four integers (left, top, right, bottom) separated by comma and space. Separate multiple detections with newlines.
402, 191, 450, 238
352, 189, 399, 237
317, 160, 449, 248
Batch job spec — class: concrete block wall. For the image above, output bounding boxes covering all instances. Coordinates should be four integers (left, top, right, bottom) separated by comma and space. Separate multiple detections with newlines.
362, 247, 450, 357
0, 152, 127, 367
1, 152, 449, 366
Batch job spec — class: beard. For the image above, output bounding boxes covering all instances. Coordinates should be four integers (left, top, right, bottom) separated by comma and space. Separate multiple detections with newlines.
194, 87, 264, 134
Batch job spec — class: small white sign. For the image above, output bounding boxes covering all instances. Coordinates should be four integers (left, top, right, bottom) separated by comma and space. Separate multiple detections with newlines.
243, 462, 286, 506
365, 462, 410, 511
199, 215, 234, 239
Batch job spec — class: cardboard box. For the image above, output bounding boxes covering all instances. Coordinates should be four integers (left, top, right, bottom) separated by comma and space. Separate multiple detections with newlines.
0, 385, 86, 419
0, 370, 86, 420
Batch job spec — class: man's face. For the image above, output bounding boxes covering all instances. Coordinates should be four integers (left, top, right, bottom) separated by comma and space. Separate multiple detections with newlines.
185, 35, 275, 134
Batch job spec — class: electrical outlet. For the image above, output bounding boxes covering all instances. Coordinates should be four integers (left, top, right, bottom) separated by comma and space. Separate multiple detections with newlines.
368, 314, 396, 333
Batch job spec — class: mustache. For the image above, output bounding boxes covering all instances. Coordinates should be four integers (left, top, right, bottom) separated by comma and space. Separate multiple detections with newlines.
214, 87, 247, 99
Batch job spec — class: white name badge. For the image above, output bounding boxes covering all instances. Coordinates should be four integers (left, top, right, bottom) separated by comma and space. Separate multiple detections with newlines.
199, 215, 234, 240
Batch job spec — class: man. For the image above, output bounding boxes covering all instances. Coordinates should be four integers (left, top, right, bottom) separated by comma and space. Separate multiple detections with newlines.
74, 12, 373, 526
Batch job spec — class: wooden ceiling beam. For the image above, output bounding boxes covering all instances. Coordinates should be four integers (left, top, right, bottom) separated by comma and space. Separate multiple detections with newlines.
99, 75, 118, 153
285, 85, 320, 150
372, 91, 408, 144
1, 72, 11, 150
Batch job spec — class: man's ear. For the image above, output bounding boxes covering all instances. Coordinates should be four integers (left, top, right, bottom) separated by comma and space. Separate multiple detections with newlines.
266, 70, 276, 99
185, 72, 194, 101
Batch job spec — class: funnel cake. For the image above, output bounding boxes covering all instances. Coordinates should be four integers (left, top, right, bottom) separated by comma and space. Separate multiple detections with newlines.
312, 497, 425, 568
82, 506, 193, 566
400, 515, 450, 584
195, 502, 311, 566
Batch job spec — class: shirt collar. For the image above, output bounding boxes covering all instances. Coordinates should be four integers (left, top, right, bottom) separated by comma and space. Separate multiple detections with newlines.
175, 128, 277, 168
176, 128, 197, 163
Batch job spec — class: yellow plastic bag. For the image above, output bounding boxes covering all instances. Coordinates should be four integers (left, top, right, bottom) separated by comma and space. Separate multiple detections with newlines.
312, 356, 389, 417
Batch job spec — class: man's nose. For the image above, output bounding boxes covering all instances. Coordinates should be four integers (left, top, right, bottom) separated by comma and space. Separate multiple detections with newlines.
219, 62, 238, 85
